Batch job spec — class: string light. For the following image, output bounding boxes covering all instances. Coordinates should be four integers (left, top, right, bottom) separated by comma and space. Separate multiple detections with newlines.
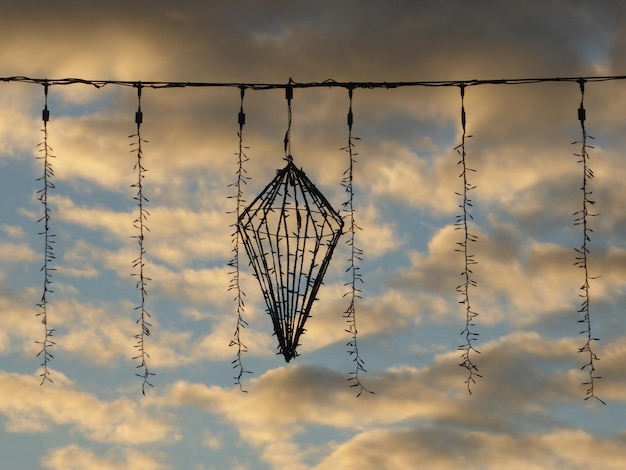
35, 82, 56, 385
573, 79, 604, 404
228, 86, 252, 391
454, 85, 481, 394
341, 87, 373, 396
130, 82, 154, 395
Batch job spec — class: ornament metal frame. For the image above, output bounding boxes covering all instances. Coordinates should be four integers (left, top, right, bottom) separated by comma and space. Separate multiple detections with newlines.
238, 156, 344, 362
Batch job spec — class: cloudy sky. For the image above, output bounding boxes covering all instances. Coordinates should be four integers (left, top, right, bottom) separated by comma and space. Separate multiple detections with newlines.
2, 1, 626, 468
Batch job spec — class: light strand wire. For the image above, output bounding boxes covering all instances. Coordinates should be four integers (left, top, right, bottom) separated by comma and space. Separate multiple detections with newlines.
35, 82, 56, 385
228, 86, 252, 391
5, 74, 626, 90
130, 83, 154, 395
284, 78, 294, 160
454, 85, 481, 394
341, 87, 373, 396
573, 80, 605, 404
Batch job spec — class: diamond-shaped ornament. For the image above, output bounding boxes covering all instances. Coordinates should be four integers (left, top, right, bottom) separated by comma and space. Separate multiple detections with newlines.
239, 158, 344, 361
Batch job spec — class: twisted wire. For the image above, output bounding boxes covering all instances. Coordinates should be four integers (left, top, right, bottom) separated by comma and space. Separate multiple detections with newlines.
5, 74, 626, 90
35, 82, 56, 385
284, 79, 294, 160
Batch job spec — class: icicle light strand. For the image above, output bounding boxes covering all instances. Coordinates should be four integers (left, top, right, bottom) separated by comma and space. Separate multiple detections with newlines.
454, 85, 481, 394
573, 80, 605, 405
130, 83, 154, 395
341, 87, 373, 397
35, 82, 56, 385
228, 86, 252, 391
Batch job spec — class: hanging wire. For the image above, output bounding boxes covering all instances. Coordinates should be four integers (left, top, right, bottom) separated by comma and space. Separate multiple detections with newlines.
228, 86, 252, 391
284, 78, 294, 161
341, 87, 373, 397
454, 85, 481, 394
35, 81, 56, 385
129, 82, 154, 395
573, 80, 605, 405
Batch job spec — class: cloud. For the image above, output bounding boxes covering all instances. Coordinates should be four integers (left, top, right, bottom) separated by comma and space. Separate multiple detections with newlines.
347, 202, 402, 258
202, 431, 222, 451
21, 289, 271, 369
152, 329, 626, 468
0, 109, 38, 158
49, 297, 138, 365
0, 371, 179, 444
42, 444, 170, 470
297, 283, 420, 354
315, 427, 626, 470
0, 1, 618, 83
52, 195, 133, 239
52, 193, 233, 268
367, 144, 459, 214
2, 2, 626, 469
0, 242, 37, 263
0, 283, 42, 355
0, 6, 171, 79
391, 222, 626, 327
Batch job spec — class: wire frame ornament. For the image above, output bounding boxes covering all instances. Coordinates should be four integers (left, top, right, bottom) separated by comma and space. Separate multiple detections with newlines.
239, 84, 344, 361
239, 159, 344, 361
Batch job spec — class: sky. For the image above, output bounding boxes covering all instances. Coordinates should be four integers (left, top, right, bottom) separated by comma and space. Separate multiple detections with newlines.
1, 0, 626, 468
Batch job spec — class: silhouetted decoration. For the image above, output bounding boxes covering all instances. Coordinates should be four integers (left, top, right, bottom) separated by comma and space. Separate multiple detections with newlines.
573, 79, 604, 404
130, 82, 154, 395
7, 74, 616, 399
35, 82, 56, 385
454, 84, 481, 394
239, 158, 344, 361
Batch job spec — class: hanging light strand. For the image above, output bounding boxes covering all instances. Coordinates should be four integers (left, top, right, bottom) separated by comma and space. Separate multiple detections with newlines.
573, 80, 605, 404
454, 85, 481, 394
341, 87, 373, 397
130, 83, 154, 395
228, 86, 252, 391
35, 82, 56, 385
